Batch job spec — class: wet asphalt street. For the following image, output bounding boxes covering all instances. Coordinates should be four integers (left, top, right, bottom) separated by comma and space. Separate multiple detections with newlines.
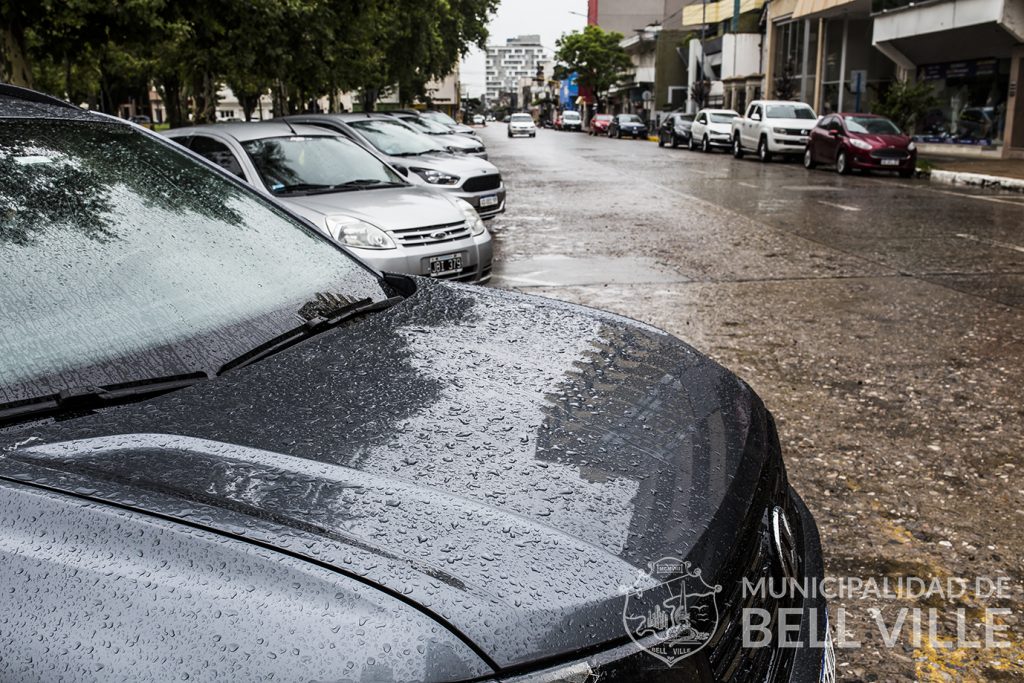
480, 125, 1024, 681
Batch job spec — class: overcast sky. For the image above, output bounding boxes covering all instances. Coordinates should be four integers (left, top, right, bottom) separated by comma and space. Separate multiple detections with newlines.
460, 0, 589, 97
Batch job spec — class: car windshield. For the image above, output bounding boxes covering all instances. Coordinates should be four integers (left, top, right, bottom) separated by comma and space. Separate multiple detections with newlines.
710, 112, 738, 123
619, 115, 643, 124
563, 112, 580, 120
0, 120, 386, 404
347, 118, 444, 156
594, 115, 612, 122
510, 114, 532, 122
400, 116, 452, 135
766, 105, 816, 119
845, 116, 902, 135
241, 135, 404, 195
422, 111, 458, 127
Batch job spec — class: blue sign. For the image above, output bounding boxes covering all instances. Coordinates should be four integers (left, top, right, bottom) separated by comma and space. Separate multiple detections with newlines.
559, 72, 579, 109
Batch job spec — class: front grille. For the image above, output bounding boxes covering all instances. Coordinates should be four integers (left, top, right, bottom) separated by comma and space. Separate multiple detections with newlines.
784, 128, 810, 136
462, 174, 501, 192
392, 221, 469, 246
871, 148, 908, 159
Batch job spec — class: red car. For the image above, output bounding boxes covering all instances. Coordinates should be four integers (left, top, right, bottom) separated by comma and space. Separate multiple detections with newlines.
804, 113, 916, 177
589, 113, 613, 136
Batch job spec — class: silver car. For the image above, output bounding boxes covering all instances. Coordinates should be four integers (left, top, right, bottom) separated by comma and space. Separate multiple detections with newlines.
282, 113, 506, 219
387, 112, 487, 159
164, 123, 492, 283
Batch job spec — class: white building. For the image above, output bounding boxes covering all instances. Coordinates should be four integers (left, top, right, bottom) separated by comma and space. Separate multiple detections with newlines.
485, 35, 547, 106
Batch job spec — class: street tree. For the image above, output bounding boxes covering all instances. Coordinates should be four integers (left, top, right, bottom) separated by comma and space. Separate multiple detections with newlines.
554, 25, 632, 112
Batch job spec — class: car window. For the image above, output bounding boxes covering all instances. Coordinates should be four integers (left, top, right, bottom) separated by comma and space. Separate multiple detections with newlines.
619, 115, 642, 124
242, 135, 404, 195
697, 113, 707, 124
0, 120, 385, 403
680, 114, 694, 122
347, 118, 444, 156
188, 135, 246, 179
844, 117, 901, 135
510, 114, 533, 122
400, 116, 450, 135
766, 104, 816, 119
563, 112, 580, 120
710, 112, 737, 124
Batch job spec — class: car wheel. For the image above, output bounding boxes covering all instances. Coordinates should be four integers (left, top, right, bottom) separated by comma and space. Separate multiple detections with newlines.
617, 130, 623, 139
671, 135, 680, 149
732, 135, 744, 159
688, 135, 697, 151
757, 136, 772, 162
836, 150, 851, 175
702, 135, 710, 153
803, 147, 816, 169
658, 133, 665, 147
507, 132, 512, 138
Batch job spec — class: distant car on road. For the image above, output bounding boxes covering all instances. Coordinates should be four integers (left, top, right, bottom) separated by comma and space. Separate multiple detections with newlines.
804, 113, 916, 177
689, 109, 739, 152
608, 113, 648, 139
164, 123, 493, 282
731, 100, 816, 161
589, 113, 613, 136
507, 113, 536, 138
657, 112, 694, 148
472, 113, 485, 125
558, 110, 582, 132
279, 113, 506, 219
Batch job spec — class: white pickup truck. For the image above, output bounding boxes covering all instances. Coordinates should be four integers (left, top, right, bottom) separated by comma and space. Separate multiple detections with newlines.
731, 100, 817, 162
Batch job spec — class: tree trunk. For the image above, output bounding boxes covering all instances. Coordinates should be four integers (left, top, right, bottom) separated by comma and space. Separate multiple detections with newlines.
362, 88, 376, 113
160, 77, 185, 128
0, 22, 32, 88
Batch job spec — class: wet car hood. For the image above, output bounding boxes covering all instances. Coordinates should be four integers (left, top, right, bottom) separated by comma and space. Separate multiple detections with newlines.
277, 184, 463, 231
396, 151, 498, 179
851, 133, 910, 148
0, 279, 773, 671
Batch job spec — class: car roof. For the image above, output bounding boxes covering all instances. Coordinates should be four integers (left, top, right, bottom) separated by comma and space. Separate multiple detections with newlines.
290, 112, 399, 123
0, 83, 118, 124
835, 112, 884, 118
164, 121, 338, 141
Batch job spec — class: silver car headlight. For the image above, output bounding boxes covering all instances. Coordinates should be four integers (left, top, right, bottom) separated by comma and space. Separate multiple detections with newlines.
410, 167, 460, 185
849, 138, 873, 150
455, 198, 487, 236
324, 215, 396, 250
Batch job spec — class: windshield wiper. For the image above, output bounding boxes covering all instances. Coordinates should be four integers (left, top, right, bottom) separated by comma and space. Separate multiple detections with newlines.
272, 182, 334, 196
0, 371, 210, 427
218, 296, 403, 375
334, 179, 404, 190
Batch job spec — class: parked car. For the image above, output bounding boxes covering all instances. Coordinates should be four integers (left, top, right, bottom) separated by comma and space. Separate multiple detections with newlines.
657, 112, 694, 148
608, 113, 648, 139
558, 110, 582, 132
955, 106, 996, 141
732, 100, 817, 161
0, 83, 832, 683
804, 112, 917, 177
689, 108, 739, 152
589, 113, 613, 136
129, 114, 153, 129
507, 112, 536, 138
165, 123, 492, 282
279, 113, 506, 219
418, 109, 478, 136
387, 112, 488, 159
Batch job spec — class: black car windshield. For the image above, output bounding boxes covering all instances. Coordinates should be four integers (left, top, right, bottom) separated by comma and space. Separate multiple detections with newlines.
241, 135, 404, 194
0, 120, 386, 404
348, 119, 444, 156
710, 112, 738, 123
766, 105, 816, 119
619, 115, 643, 124
845, 116, 902, 135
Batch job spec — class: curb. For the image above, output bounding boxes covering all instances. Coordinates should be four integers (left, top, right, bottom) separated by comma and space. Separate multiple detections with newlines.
929, 169, 1024, 194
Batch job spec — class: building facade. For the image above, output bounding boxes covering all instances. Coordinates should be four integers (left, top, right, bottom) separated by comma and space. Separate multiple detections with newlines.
485, 35, 547, 107
588, 0, 665, 34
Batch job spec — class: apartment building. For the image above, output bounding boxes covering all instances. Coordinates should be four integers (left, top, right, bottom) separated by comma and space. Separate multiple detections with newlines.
485, 35, 547, 106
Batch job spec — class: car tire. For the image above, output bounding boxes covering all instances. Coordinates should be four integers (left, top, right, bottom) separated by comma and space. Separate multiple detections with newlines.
688, 135, 697, 151
757, 136, 772, 162
507, 132, 512, 138
836, 150, 851, 175
671, 135, 680, 149
803, 147, 816, 169
658, 133, 666, 147
702, 135, 711, 153
732, 135, 744, 159
617, 130, 623, 139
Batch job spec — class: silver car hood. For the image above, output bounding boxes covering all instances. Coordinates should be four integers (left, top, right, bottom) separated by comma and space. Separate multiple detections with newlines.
276, 185, 463, 231
391, 152, 498, 180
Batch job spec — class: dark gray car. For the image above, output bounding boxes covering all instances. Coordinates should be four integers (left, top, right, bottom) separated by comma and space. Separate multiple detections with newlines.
282, 113, 506, 219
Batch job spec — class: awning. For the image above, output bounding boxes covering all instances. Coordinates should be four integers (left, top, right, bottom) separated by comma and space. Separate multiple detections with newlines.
791, 0, 866, 19
683, 0, 766, 27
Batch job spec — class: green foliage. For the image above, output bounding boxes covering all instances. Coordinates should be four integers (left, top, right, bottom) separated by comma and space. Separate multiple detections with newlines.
874, 78, 938, 133
554, 25, 632, 106
1, 0, 498, 121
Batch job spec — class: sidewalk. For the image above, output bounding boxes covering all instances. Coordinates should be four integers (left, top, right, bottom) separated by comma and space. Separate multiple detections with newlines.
921, 155, 1024, 193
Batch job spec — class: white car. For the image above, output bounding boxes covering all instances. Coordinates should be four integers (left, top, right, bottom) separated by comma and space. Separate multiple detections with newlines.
731, 100, 817, 161
689, 108, 739, 152
507, 113, 537, 138
472, 114, 485, 125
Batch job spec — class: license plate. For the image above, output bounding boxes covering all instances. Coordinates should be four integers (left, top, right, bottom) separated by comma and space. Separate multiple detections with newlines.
881, 158, 899, 166
429, 253, 462, 276
479, 194, 498, 208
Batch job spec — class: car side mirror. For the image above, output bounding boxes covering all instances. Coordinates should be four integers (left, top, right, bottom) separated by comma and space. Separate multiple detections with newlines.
751, 113, 761, 121
829, 129, 841, 138
392, 164, 408, 176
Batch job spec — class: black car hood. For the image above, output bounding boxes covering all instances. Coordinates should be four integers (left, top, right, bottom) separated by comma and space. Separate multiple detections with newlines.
0, 279, 773, 671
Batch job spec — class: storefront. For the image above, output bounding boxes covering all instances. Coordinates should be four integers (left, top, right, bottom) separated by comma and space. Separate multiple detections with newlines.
914, 58, 1011, 145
